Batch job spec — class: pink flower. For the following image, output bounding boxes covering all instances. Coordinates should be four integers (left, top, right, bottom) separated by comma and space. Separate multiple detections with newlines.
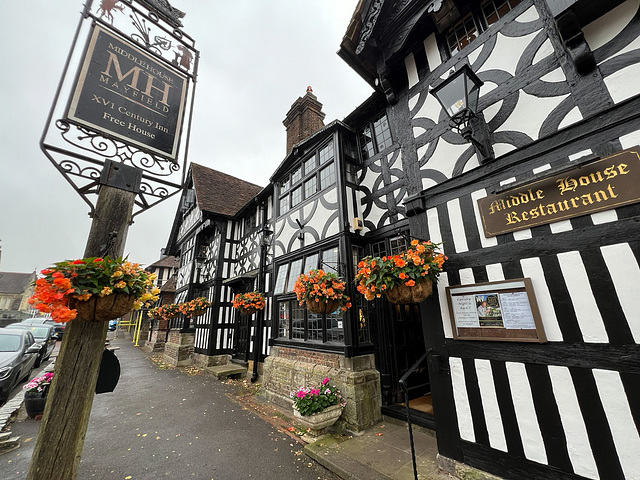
322, 377, 329, 385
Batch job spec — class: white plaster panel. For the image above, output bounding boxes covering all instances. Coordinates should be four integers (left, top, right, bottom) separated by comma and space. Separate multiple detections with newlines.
532, 164, 552, 174
506, 362, 548, 465
450, 357, 475, 442
568, 149, 593, 161
604, 63, 640, 104
412, 91, 441, 129
405, 53, 419, 89
421, 177, 438, 191
515, 4, 540, 23
459, 268, 474, 285
447, 198, 469, 253
485, 263, 505, 282
424, 34, 441, 71
493, 143, 518, 158
475, 359, 507, 452
495, 91, 569, 141
421, 139, 470, 179
471, 190, 499, 248
483, 98, 502, 124
600, 243, 640, 342
590, 210, 618, 224
583, 0, 639, 51
462, 156, 480, 172
500, 177, 517, 186
593, 368, 640, 480
558, 106, 583, 130
619, 130, 640, 149
548, 366, 599, 480
557, 251, 608, 343
513, 229, 532, 241
426, 207, 444, 254
539, 67, 565, 83
477, 30, 542, 77
532, 38, 554, 65
549, 220, 573, 233
520, 257, 563, 341
438, 272, 453, 338
408, 93, 420, 111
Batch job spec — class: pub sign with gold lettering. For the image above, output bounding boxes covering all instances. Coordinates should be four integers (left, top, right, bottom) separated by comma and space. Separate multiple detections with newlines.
477, 147, 640, 237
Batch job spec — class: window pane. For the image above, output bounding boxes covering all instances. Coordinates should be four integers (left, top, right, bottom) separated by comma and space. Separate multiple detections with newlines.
291, 302, 305, 340
389, 234, 409, 255
359, 126, 375, 160
322, 247, 339, 273
286, 258, 303, 292
319, 142, 334, 164
373, 114, 392, 152
447, 13, 478, 54
304, 156, 316, 174
308, 312, 322, 341
280, 177, 289, 193
319, 163, 336, 189
291, 167, 302, 185
279, 196, 289, 215
326, 311, 344, 343
346, 163, 358, 184
278, 301, 290, 338
304, 177, 316, 199
291, 186, 302, 207
274, 264, 289, 294
303, 253, 319, 275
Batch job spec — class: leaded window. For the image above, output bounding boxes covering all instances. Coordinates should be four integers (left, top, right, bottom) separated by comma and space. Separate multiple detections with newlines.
358, 113, 392, 160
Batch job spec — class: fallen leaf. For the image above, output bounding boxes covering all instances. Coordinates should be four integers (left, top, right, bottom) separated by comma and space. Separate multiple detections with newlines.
376, 433, 383, 436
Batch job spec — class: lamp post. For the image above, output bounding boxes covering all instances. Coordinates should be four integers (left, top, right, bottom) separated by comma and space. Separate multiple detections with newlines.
430, 64, 494, 163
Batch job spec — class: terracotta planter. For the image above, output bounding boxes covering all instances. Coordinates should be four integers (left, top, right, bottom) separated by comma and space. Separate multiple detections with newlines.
306, 299, 339, 315
238, 306, 258, 316
24, 392, 48, 418
293, 404, 343, 431
385, 279, 433, 305
71, 293, 136, 322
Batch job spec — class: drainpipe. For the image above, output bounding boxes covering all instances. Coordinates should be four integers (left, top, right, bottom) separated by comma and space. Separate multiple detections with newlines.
251, 201, 270, 383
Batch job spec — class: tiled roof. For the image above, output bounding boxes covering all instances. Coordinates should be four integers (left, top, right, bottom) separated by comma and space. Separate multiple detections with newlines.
160, 276, 176, 293
0, 272, 36, 294
147, 256, 180, 269
191, 163, 263, 217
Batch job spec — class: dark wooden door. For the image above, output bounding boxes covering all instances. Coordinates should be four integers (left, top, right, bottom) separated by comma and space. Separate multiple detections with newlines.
231, 310, 251, 363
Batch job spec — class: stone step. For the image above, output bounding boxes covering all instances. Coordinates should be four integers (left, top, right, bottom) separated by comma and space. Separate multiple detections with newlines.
0, 431, 11, 442
205, 364, 247, 380
0, 436, 21, 453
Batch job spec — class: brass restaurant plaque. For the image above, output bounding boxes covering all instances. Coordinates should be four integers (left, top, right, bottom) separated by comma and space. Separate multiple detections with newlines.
478, 147, 640, 237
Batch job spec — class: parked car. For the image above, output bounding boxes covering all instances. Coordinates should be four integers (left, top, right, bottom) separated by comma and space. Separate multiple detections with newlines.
5, 324, 56, 367
108, 320, 118, 331
21, 318, 65, 340
0, 329, 40, 403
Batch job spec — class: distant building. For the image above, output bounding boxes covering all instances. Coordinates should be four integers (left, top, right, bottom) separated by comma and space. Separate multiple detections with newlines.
0, 271, 37, 322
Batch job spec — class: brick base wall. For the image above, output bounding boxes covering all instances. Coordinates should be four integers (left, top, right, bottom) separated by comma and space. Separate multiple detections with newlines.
163, 332, 194, 367
192, 353, 230, 368
261, 346, 382, 432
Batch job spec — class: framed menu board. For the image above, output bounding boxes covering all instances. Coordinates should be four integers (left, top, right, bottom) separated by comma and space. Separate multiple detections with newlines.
446, 278, 546, 342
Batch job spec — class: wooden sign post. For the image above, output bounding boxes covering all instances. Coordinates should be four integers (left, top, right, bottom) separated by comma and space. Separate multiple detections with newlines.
27, 165, 140, 480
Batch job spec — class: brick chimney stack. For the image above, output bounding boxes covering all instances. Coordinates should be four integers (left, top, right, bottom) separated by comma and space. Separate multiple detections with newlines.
283, 86, 326, 154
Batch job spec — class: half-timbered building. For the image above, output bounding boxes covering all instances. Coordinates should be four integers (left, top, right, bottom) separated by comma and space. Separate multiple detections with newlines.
337, 0, 640, 478
164, 0, 640, 477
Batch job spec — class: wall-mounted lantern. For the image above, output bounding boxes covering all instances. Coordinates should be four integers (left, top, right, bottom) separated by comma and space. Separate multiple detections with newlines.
430, 64, 494, 164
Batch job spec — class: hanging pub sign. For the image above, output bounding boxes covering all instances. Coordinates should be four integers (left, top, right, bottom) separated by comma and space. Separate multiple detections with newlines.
67, 25, 188, 160
477, 147, 640, 237
446, 278, 546, 342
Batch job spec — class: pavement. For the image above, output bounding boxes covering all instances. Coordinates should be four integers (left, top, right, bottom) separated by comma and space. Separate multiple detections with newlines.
0, 332, 458, 480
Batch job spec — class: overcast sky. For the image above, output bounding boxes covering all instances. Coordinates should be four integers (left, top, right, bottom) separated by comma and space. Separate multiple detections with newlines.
0, 0, 372, 273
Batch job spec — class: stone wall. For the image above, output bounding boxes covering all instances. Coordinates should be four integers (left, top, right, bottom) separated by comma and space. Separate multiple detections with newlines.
162, 331, 194, 366
192, 353, 229, 368
261, 346, 382, 432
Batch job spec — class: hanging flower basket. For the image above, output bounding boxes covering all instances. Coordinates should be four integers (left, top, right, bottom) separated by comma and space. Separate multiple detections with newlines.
294, 270, 351, 314
385, 278, 433, 305
71, 292, 136, 322
355, 239, 446, 304
306, 298, 339, 315
232, 292, 265, 315
192, 309, 206, 317
28, 256, 159, 323
239, 306, 258, 316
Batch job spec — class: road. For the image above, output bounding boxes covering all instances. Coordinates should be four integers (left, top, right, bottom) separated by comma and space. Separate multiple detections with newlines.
0, 335, 339, 480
